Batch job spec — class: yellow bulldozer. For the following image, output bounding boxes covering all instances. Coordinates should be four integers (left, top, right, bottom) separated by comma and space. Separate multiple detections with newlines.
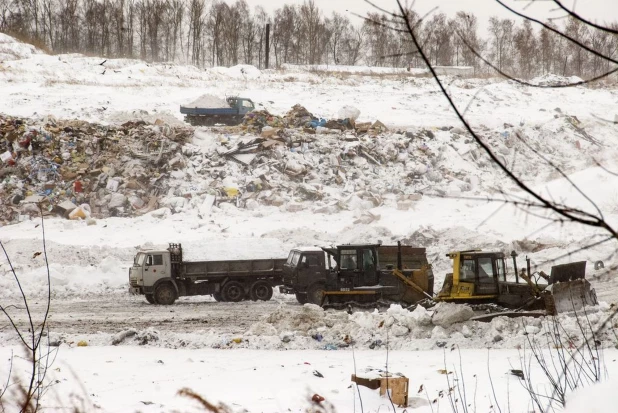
436, 250, 598, 315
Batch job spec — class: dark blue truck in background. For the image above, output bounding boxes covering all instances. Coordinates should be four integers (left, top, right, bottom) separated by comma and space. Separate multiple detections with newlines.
180, 96, 255, 126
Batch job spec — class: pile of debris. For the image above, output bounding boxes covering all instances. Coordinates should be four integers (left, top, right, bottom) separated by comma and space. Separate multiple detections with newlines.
242, 104, 360, 134
168, 112, 454, 217
0, 114, 192, 224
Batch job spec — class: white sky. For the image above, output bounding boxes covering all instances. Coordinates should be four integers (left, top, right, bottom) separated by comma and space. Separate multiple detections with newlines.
231, 0, 618, 31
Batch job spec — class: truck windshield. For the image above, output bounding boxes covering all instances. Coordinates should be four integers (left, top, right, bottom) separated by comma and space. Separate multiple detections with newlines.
135, 253, 145, 266
286, 251, 301, 266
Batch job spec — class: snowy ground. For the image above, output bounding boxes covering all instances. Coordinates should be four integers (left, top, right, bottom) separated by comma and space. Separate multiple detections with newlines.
2, 35, 618, 412
2, 346, 617, 413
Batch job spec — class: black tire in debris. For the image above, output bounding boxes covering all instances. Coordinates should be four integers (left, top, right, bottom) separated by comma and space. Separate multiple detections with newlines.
213, 292, 224, 302
145, 294, 156, 304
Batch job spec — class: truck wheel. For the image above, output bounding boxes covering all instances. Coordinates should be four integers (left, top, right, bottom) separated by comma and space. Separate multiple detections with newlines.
307, 283, 326, 306
213, 292, 224, 302
155, 283, 177, 305
250, 281, 273, 301
295, 293, 308, 305
222, 281, 244, 302
145, 294, 156, 304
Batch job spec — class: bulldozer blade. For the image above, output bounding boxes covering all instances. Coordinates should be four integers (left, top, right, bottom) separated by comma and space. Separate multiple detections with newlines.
549, 261, 587, 283
543, 278, 598, 315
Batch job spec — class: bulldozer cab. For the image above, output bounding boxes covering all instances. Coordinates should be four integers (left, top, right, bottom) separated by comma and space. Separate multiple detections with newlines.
438, 251, 506, 300
324, 245, 379, 290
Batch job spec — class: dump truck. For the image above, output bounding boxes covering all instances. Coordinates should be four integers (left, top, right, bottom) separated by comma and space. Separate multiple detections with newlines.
129, 243, 287, 305
436, 250, 598, 316
280, 243, 434, 307
180, 96, 255, 126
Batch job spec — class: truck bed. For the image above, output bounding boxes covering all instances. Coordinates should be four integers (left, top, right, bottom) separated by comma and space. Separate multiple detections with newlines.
179, 106, 238, 116
181, 258, 287, 280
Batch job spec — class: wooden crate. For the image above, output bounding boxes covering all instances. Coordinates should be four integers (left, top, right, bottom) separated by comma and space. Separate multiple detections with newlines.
351, 374, 409, 407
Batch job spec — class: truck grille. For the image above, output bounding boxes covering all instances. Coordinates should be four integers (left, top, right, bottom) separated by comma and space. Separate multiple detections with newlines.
129, 278, 138, 287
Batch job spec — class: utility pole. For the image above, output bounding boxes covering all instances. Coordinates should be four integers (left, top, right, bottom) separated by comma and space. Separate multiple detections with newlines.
265, 23, 271, 69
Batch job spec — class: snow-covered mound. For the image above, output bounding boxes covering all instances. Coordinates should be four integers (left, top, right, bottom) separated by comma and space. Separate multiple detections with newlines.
281, 63, 427, 75
212, 64, 262, 79
183, 94, 229, 108
0, 33, 43, 61
528, 73, 585, 86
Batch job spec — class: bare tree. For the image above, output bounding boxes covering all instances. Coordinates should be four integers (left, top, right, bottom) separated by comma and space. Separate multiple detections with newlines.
253, 5, 269, 68
298, 0, 325, 65
426, 12, 451, 66
187, 0, 206, 66
488, 16, 515, 72
514, 20, 538, 79
565, 16, 591, 76
325, 12, 349, 65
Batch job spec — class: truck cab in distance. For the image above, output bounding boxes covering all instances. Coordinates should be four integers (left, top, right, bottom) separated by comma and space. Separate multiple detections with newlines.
180, 96, 255, 126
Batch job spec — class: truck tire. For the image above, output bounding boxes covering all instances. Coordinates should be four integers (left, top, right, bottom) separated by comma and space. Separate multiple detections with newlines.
307, 283, 326, 306
213, 292, 224, 302
145, 294, 156, 304
155, 283, 177, 305
250, 281, 273, 301
295, 293, 308, 305
222, 281, 245, 302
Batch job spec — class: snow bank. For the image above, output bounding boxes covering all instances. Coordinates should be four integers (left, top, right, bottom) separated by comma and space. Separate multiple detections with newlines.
281, 63, 427, 75
529, 73, 584, 86
0, 33, 42, 61
564, 379, 618, 413
17, 301, 614, 352
211, 64, 262, 79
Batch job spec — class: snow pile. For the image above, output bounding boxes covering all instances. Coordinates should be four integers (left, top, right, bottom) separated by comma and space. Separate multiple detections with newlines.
0, 238, 133, 299
27, 301, 616, 351
0, 33, 42, 61
430, 302, 474, 327
564, 379, 618, 413
281, 63, 427, 76
528, 73, 584, 86
183, 94, 229, 108
220, 303, 618, 351
211, 64, 262, 79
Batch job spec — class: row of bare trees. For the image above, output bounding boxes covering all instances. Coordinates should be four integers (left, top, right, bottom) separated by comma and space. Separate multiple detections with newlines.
0, 0, 617, 78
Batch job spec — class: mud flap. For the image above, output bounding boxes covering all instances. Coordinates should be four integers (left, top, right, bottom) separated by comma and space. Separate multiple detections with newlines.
543, 279, 598, 315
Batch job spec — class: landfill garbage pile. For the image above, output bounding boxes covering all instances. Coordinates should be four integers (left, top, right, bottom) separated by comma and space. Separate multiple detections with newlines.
0, 114, 192, 224
169, 103, 600, 221
1, 102, 602, 225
